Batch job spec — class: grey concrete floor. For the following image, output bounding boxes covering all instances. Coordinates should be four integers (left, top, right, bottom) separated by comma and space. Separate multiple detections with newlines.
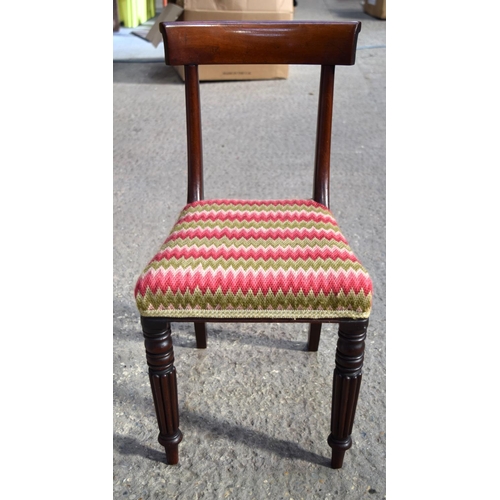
113, 0, 386, 498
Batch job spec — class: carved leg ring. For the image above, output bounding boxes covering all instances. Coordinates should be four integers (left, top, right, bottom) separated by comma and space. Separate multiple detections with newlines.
142, 318, 183, 464
328, 319, 368, 469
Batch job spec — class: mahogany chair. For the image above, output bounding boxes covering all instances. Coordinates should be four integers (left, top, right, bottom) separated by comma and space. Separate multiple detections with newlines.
134, 21, 372, 469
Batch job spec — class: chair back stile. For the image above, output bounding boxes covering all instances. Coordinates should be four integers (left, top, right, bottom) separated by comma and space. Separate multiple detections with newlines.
184, 64, 204, 203
314, 64, 335, 209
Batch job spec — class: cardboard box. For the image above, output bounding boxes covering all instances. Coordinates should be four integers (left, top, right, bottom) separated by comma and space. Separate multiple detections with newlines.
133, 3, 184, 47
175, 0, 290, 12
363, 0, 386, 20
174, 62, 289, 81
151, 0, 294, 81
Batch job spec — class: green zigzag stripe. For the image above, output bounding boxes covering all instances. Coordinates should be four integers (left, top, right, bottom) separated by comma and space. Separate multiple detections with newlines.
175, 220, 342, 231
158, 236, 352, 251
146, 257, 368, 273
136, 288, 372, 315
182, 202, 332, 215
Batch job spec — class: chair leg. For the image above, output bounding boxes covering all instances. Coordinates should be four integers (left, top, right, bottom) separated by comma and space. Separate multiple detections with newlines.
194, 321, 207, 348
307, 323, 322, 351
142, 317, 183, 464
328, 319, 368, 468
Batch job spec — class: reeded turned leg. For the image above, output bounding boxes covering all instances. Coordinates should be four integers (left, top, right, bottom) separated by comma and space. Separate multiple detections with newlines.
307, 323, 322, 351
194, 321, 207, 349
142, 317, 183, 464
328, 319, 368, 468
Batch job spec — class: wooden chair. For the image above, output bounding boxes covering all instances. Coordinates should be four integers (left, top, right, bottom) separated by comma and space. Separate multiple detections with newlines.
134, 21, 372, 469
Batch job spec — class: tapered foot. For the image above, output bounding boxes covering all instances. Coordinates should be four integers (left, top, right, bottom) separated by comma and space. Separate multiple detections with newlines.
142, 317, 183, 465
328, 319, 368, 468
159, 431, 182, 464
328, 436, 351, 469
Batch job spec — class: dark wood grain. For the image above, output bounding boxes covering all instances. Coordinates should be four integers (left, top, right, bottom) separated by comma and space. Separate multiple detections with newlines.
160, 21, 361, 66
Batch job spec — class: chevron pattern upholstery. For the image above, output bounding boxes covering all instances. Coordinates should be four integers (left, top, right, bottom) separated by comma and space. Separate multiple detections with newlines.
135, 199, 372, 319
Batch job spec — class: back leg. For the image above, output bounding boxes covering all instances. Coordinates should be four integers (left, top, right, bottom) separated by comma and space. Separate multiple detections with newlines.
194, 322, 207, 348
307, 323, 322, 351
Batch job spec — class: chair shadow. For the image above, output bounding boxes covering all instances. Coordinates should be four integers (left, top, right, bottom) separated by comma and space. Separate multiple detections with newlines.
185, 410, 331, 467
114, 409, 330, 467
114, 433, 166, 463
113, 61, 182, 85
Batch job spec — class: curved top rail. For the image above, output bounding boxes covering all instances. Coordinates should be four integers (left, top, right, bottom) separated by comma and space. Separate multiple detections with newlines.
159, 21, 361, 66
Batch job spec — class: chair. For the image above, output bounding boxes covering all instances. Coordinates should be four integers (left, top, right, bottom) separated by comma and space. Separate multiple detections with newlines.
134, 20, 372, 469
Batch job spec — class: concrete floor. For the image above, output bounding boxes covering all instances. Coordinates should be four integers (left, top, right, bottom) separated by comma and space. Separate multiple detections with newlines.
113, 0, 386, 498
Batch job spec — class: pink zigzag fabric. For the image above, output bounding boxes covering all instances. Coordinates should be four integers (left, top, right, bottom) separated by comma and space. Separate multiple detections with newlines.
135, 199, 372, 319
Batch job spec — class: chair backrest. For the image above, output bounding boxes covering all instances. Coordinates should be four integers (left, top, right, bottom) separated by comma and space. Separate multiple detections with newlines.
159, 21, 362, 209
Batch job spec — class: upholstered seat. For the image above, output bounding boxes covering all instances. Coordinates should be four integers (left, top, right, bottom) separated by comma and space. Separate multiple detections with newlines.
135, 198, 372, 319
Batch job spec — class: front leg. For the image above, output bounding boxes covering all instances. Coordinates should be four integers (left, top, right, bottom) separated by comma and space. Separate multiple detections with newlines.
142, 317, 183, 464
328, 319, 368, 468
